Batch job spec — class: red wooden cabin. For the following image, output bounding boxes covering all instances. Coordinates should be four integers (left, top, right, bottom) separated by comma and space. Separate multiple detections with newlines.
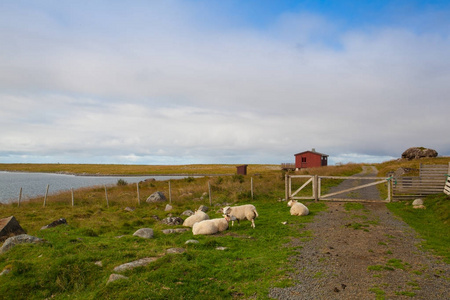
294, 149, 328, 169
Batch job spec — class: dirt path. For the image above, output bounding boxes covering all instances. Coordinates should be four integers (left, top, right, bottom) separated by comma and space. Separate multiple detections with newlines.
269, 167, 450, 299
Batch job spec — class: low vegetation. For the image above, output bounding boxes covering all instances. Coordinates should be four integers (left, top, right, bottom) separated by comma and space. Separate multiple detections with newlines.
0, 160, 448, 299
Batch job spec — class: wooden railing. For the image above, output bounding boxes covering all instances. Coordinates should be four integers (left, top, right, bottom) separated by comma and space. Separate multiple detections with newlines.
393, 163, 450, 200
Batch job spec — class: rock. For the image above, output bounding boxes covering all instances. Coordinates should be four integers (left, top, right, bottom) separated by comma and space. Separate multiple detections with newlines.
0, 265, 12, 276
0, 216, 26, 242
0, 234, 44, 254
107, 274, 129, 284
165, 204, 173, 211
113, 257, 158, 273
198, 205, 209, 212
94, 261, 103, 267
161, 217, 183, 226
185, 239, 199, 244
413, 205, 426, 209
133, 228, 154, 239
216, 247, 228, 251
166, 247, 185, 254
181, 210, 194, 216
124, 207, 135, 212
146, 191, 167, 203
401, 147, 438, 160
412, 199, 424, 206
40, 218, 67, 230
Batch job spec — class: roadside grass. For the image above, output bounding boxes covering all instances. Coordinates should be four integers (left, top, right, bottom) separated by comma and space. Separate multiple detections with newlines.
386, 193, 450, 263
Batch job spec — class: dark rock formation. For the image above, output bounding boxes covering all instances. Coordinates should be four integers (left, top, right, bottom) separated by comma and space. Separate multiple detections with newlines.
401, 147, 438, 160
146, 191, 167, 203
0, 216, 26, 242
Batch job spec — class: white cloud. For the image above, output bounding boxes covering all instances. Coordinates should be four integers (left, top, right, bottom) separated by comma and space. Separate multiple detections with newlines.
0, 1, 449, 165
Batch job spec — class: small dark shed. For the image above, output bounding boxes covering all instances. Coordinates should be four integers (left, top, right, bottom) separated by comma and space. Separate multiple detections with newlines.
294, 149, 328, 169
236, 165, 248, 175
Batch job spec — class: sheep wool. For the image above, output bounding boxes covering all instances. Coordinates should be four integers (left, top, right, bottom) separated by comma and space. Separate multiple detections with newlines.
183, 210, 210, 227
192, 218, 229, 235
222, 204, 258, 228
287, 200, 309, 216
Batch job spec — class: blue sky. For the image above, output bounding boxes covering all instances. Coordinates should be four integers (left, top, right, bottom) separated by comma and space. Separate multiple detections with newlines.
1, 0, 449, 165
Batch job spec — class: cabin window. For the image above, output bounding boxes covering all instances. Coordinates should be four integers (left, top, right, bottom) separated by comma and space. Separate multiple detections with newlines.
302, 157, 306, 163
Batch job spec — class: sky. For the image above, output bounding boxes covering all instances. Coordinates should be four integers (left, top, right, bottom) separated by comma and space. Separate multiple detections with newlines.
1, 0, 449, 166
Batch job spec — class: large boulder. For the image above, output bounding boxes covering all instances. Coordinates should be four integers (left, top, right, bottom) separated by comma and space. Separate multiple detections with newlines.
0, 216, 26, 242
401, 147, 438, 160
146, 191, 167, 203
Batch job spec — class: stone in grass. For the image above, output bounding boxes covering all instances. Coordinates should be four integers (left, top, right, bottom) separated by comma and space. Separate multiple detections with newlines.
113, 257, 158, 273
161, 217, 184, 226
185, 239, 199, 244
162, 228, 189, 234
216, 247, 228, 251
133, 228, 154, 239
166, 248, 185, 254
0, 234, 44, 254
165, 204, 173, 211
40, 218, 67, 230
107, 274, 129, 284
146, 191, 167, 203
181, 210, 194, 216
412, 198, 424, 206
198, 205, 209, 212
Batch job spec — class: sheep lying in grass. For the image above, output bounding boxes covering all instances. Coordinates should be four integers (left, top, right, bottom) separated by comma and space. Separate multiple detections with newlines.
192, 216, 230, 235
222, 204, 258, 228
183, 210, 209, 227
287, 200, 309, 216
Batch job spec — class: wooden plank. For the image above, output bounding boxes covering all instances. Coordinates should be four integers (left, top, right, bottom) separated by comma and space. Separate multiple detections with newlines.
291, 177, 313, 197
321, 179, 388, 199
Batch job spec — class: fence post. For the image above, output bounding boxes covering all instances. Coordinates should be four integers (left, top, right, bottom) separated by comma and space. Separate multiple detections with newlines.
71, 188, 74, 207
208, 181, 212, 206
314, 175, 319, 202
285, 174, 289, 201
43, 184, 49, 207
18, 187, 22, 207
136, 182, 141, 206
104, 185, 109, 208
251, 177, 254, 200
169, 180, 172, 204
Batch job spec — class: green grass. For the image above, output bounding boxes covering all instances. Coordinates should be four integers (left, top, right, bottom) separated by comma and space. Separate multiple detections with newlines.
386, 193, 450, 263
0, 170, 326, 299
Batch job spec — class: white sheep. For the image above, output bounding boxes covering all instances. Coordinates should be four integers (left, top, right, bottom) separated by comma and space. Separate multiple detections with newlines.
192, 217, 230, 235
287, 200, 309, 216
222, 204, 258, 228
183, 210, 210, 227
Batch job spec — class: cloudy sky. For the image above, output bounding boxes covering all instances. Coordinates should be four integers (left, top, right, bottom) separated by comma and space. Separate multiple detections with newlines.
1, 0, 449, 165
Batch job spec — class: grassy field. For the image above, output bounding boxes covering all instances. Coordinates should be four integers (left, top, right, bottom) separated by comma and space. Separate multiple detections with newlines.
0, 160, 449, 299
0, 163, 279, 175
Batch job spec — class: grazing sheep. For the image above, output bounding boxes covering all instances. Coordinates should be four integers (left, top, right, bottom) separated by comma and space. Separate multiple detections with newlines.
183, 210, 210, 227
287, 200, 309, 216
192, 217, 230, 235
222, 204, 258, 228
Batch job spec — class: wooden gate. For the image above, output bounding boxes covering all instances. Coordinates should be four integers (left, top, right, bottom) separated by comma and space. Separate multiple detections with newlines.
393, 163, 450, 200
285, 174, 392, 202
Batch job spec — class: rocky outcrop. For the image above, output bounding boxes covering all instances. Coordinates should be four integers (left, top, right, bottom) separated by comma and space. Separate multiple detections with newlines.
161, 217, 183, 226
401, 147, 438, 160
0, 216, 26, 242
132, 228, 154, 239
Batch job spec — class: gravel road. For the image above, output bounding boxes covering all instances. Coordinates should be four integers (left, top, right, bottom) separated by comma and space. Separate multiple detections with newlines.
269, 167, 449, 299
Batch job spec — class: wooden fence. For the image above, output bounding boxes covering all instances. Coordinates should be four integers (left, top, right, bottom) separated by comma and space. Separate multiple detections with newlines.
392, 163, 450, 200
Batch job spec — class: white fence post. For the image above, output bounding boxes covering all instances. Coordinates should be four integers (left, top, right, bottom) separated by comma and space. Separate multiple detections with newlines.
18, 187, 22, 207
